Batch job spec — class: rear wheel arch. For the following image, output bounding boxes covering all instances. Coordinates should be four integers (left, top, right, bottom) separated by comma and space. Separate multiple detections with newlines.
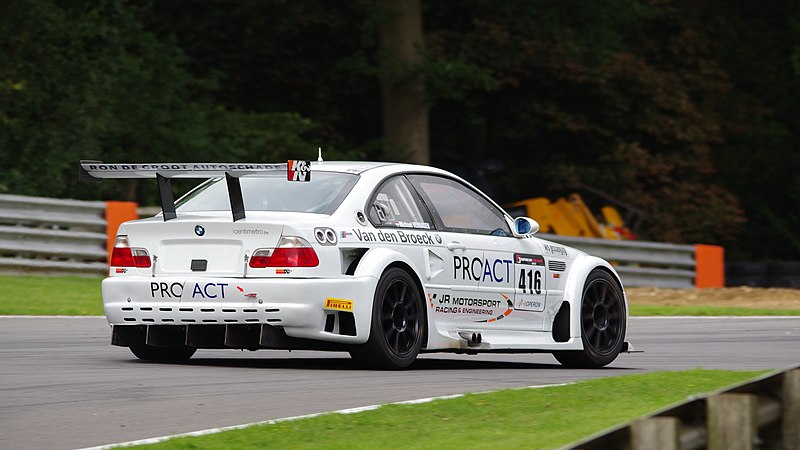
350, 265, 428, 369
352, 247, 419, 279
383, 261, 429, 349
350, 247, 429, 343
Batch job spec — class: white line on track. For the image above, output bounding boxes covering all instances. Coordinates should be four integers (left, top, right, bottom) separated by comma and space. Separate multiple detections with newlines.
78, 383, 571, 449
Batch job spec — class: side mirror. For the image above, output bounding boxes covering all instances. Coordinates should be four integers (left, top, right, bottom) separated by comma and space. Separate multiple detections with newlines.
513, 217, 539, 237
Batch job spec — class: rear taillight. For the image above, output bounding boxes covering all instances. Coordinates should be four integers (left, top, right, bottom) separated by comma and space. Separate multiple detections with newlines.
268, 247, 319, 267
248, 249, 272, 268
249, 236, 319, 268
130, 249, 152, 267
110, 235, 151, 268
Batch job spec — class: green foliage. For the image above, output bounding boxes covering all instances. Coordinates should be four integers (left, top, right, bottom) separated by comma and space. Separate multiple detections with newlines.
696, 0, 800, 259
419, 52, 499, 102
139, 370, 764, 449
424, 0, 747, 244
1, 0, 799, 258
141, 0, 382, 155
0, 0, 323, 203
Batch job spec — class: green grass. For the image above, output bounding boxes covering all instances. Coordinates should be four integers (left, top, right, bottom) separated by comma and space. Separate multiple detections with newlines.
630, 304, 800, 316
136, 369, 765, 449
0, 275, 103, 315
0, 274, 799, 317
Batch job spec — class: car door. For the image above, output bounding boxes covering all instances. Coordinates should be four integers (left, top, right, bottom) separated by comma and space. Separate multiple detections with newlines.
407, 175, 541, 330
365, 175, 451, 296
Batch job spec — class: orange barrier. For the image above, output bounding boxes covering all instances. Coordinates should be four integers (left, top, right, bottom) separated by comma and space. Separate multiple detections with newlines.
695, 244, 725, 288
105, 201, 138, 263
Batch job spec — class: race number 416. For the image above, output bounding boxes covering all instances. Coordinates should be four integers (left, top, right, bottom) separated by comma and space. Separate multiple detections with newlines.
287, 160, 311, 182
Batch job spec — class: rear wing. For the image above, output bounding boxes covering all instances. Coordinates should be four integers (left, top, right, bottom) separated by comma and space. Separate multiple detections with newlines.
79, 160, 310, 222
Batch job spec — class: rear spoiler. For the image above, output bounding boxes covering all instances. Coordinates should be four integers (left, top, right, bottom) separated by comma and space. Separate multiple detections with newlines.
79, 160, 309, 222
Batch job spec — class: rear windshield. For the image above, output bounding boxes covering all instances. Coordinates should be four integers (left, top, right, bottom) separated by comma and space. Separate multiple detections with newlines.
175, 172, 358, 214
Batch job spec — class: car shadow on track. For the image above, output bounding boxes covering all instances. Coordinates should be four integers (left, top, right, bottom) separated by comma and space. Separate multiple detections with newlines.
129, 356, 636, 371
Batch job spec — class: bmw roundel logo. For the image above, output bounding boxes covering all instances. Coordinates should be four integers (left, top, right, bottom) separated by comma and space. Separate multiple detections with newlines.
194, 225, 205, 237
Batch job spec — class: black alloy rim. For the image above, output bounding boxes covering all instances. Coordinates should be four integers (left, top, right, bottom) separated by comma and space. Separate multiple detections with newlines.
581, 279, 623, 355
380, 279, 420, 357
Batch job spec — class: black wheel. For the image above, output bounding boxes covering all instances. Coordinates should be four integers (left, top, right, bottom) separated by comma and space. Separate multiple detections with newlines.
129, 344, 196, 362
350, 268, 426, 369
554, 269, 626, 368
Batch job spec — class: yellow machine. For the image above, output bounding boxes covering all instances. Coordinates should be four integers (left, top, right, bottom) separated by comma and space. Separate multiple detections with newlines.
506, 193, 636, 240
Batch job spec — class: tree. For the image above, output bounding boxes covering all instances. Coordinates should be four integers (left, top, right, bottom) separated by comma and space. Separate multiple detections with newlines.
423, 0, 743, 244
378, 0, 429, 164
6, 0, 799, 259
0, 0, 326, 203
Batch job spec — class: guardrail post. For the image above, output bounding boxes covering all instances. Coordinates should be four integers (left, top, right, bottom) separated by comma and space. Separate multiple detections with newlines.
708, 393, 758, 450
105, 201, 138, 263
631, 417, 680, 450
695, 244, 725, 288
785, 369, 800, 450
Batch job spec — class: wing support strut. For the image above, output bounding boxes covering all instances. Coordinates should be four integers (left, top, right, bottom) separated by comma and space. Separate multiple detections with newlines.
156, 173, 177, 221
157, 172, 244, 222
78, 160, 285, 222
226, 173, 246, 222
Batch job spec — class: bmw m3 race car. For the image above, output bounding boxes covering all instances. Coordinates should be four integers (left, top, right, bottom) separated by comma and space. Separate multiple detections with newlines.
80, 159, 633, 369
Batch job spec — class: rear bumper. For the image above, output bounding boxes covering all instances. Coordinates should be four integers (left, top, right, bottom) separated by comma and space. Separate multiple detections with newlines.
102, 275, 377, 344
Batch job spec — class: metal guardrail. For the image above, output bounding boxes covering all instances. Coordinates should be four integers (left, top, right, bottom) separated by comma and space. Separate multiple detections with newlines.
0, 194, 108, 275
540, 233, 697, 288
567, 366, 800, 450
0, 195, 700, 287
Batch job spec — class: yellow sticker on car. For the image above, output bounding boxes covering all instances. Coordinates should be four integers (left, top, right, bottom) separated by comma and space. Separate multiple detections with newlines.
324, 297, 353, 312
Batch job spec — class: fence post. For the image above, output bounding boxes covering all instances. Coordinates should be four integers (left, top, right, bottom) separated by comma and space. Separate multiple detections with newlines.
631, 417, 680, 450
695, 244, 725, 288
708, 393, 758, 450
785, 369, 800, 450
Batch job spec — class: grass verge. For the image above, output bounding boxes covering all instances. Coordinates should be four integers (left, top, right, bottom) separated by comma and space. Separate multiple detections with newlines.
136, 369, 764, 450
630, 304, 800, 316
0, 274, 799, 317
0, 275, 103, 315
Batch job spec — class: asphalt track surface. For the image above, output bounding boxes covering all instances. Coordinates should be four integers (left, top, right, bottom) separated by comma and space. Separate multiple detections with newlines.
1, 316, 798, 449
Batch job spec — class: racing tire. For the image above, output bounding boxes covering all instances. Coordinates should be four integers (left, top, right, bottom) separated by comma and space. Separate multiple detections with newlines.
350, 268, 426, 370
553, 269, 626, 368
129, 344, 196, 362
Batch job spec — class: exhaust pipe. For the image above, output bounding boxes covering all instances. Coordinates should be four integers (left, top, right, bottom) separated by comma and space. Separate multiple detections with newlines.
459, 331, 482, 347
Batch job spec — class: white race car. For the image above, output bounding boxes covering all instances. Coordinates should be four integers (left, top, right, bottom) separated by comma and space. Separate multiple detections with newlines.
80, 159, 632, 369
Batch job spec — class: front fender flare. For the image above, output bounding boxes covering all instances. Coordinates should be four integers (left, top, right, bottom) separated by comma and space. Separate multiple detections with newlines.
557, 255, 628, 343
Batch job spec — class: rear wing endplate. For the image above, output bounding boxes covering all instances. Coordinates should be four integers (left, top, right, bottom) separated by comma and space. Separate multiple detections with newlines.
79, 161, 291, 222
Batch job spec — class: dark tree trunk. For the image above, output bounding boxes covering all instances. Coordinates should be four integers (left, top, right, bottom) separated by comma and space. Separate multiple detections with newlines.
379, 0, 429, 165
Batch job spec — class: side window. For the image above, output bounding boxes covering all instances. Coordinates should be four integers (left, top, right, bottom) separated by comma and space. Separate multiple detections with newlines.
408, 175, 511, 236
367, 176, 433, 229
